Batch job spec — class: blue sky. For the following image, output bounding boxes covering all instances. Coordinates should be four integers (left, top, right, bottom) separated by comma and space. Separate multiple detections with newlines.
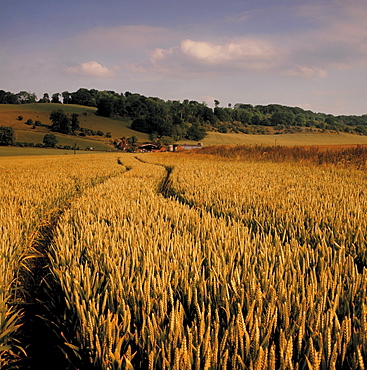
1, 0, 367, 115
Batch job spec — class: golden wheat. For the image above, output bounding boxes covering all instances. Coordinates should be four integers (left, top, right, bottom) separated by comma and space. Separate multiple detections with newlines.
1, 150, 367, 369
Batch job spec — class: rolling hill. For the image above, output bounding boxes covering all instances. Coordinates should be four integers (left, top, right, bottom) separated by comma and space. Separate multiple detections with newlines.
1, 103, 367, 155
0, 103, 150, 150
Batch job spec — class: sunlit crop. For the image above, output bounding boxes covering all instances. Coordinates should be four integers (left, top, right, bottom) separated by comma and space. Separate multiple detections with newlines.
1, 148, 366, 369
0, 154, 124, 367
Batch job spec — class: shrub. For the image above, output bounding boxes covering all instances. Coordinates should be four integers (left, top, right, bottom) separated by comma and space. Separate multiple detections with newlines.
43, 133, 58, 147
0, 126, 15, 145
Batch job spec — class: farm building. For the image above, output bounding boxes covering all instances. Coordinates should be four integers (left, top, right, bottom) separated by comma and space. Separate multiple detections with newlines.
138, 143, 164, 152
169, 143, 203, 151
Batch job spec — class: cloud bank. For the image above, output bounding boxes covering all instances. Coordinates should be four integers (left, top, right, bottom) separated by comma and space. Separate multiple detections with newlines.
122, 1, 367, 81
129, 37, 283, 77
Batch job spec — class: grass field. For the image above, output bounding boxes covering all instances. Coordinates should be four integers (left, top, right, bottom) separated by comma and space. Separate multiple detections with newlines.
14, 130, 113, 151
0, 103, 150, 145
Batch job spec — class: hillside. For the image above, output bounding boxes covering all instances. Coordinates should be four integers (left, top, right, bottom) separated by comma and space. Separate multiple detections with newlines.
0, 103, 150, 150
1, 102, 367, 153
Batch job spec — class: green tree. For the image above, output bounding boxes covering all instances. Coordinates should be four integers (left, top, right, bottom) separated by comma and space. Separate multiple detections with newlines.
233, 108, 251, 124
149, 132, 159, 142
172, 125, 185, 141
43, 133, 58, 147
71, 113, 80, 133
214, 107, 231, 122
16, 91, 37, 104
0, 126, 15, 145
39, 93, 50, 103
0, 90, 18, 104
127, 135, 138, 145
62, 91, 71, 104
186, 124, 206, 141
218, 123, 228, 133
131, 118, 150, 133
271, 111, 295, 127
96, 96, 114, 117
355, 125, 367, 135
113, 96, 127, 116
70, 88, 96, 106
295, 114, 306, 126
51, 93, 61, 104
159, 136, 174, 145
50, 109, 71, 134
251, 114, 261, 125
202, 106, 218, 125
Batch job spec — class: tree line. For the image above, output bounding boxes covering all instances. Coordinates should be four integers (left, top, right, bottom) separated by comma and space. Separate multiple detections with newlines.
1, 89, 367, 139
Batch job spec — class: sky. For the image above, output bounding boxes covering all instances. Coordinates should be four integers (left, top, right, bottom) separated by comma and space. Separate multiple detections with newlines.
1, 0, 367, 115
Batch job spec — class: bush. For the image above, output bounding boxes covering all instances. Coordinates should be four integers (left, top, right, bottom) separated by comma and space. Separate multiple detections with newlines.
15, 142, 34, 147
218, 124, 228, 133
43, 133, 58, 147
355, 125, 367, 135
0, 126, 15, 145
186, 124, 206, 141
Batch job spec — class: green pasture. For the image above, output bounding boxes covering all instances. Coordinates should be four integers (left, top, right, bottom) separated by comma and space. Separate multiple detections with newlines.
15, 130, 111, 151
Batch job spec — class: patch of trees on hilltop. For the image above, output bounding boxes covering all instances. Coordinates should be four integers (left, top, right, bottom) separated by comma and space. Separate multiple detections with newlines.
1, 89, 367, 139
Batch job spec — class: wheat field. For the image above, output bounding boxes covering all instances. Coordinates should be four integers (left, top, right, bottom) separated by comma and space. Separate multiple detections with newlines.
0, 149, 366, 369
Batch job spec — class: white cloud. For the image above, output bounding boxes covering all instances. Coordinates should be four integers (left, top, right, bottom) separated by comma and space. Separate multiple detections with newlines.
132, 37, 283, 77
67, 61, 115, 77
180, 39, 277, 66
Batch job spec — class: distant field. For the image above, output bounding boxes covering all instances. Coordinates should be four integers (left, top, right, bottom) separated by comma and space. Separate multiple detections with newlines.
201, 131, 367, 146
